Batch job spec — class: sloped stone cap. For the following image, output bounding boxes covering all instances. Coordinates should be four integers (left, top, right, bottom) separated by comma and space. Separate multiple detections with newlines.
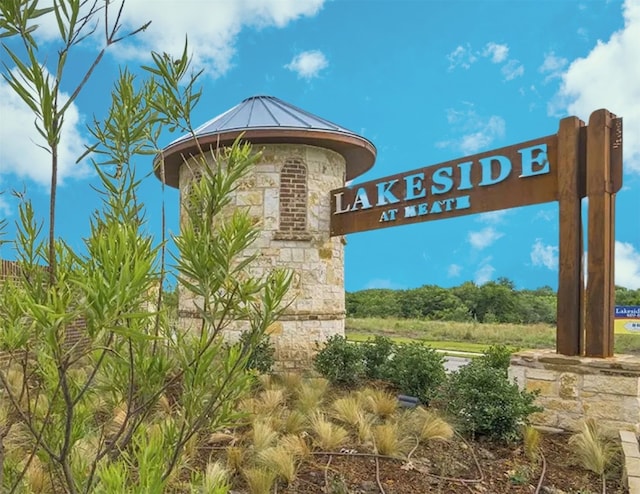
154, 95, 376, 188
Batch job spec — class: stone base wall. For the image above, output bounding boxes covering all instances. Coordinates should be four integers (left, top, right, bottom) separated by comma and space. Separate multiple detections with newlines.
509, 350, 640, 434
179, 315, 343, 371
177, 143, 347, 371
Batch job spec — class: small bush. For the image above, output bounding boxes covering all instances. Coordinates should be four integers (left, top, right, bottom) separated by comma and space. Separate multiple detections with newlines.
361, 336, 395, 380
235, 331, 276, 374
314, 335, 364, 387
443, 360, 541, 441
382, 342, 446, 404
479, 344, 513, 374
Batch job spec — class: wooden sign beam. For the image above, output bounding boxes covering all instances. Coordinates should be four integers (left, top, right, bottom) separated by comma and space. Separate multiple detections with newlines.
585, 109, 617, 358
330, 136, 558, 236
556, 116, 585, 356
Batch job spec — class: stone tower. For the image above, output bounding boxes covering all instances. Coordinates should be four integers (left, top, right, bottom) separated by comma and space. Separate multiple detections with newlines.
155, 96, 376, 369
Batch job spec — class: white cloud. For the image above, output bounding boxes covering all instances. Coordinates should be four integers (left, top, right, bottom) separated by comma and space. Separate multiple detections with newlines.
0, 192, 11, 217
29, 0, 325, 79
468, 227, 504, 250
285, 50, 328, 80
364, 278, 404, 290
530, 239, 559, 270
437, 106, 506, 154
616, 241, 640, 289
475, 258, 495, 285
448, 264, 462, 277
0, 72, 90, 186
501, 59, 524, 80
477, 210, 508, 224
483, 42, 509, 63
539, 51, 568, 82
447, 44, 477, 70
534, 209, 555, 222
552, 0, 640, 173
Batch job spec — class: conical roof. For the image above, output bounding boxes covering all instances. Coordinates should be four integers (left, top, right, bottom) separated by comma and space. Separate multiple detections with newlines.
155, 95, 376, 187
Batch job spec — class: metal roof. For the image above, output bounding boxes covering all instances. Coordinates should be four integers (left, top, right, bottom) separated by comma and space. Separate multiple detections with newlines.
155, 95, 376, 188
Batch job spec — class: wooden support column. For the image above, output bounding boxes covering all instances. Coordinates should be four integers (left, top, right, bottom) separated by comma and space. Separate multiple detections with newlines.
556, 116, 585, 356
585, 109, 616, 358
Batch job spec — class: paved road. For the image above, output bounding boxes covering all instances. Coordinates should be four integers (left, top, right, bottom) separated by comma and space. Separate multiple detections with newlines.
444, 356, 471, 373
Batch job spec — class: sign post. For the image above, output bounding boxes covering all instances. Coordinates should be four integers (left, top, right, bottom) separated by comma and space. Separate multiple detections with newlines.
330, 109, 623, 358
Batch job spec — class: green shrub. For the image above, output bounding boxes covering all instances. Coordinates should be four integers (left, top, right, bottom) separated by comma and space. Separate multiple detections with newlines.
236, 331, 275, 374
361, 336, 395, 380
479, 344, 513, 374
314, 335, 364, 386
443, 360, 541, 441
382, 342, 446, 404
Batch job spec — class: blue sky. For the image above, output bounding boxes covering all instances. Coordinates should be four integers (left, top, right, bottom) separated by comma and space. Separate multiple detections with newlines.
1, 0, 639, 292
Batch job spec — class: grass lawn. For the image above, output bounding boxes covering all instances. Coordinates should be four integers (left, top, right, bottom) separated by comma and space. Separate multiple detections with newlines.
346, 317, 640, 355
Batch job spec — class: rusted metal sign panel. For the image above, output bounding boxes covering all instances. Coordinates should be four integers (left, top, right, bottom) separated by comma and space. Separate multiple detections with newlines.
330, 135, 558, 236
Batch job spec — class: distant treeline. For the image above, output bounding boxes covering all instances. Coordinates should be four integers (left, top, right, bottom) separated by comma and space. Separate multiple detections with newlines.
346, 278, 640, 325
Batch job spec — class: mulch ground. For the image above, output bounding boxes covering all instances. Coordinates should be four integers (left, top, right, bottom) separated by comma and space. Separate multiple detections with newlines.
278, 433, 627, 494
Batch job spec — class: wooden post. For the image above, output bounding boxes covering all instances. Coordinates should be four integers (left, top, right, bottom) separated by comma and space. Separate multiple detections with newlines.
556, 116, 585, 356
585, 109, 616, 358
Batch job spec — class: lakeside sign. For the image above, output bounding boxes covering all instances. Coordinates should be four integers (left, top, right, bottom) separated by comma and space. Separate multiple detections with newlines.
615, 306, 640, 334
330, 136, 557, 235
330, 110, 623, 358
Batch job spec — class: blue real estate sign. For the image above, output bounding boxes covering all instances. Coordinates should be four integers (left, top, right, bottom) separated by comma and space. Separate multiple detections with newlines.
615, 306, 640, 333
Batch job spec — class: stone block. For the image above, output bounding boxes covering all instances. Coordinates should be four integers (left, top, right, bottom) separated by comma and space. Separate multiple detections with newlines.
557, 373, 580, 399
556, 413, 582, 432
236, 190, 263, 206
583, 375, 640, 395
508, 366, 526, 389
527, 368, 558, 381
539, 397, 583, 414
628, 476, 640, 494
529, 410, 558, 428
526, 379, 556, 396
583, 396, 640, 421
623, 441, 640, 459
628, 458, 640, 478
621, 430, 639, 443
266, 322, 283, 336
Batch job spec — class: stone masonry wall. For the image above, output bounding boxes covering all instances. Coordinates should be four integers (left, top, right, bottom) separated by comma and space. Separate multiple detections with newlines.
177, 143, 347, 369
0, 259, 88, 360
509, 349, 640, 434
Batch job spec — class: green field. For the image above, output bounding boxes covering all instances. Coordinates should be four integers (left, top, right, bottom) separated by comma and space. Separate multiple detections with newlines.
345, 317, 640, 355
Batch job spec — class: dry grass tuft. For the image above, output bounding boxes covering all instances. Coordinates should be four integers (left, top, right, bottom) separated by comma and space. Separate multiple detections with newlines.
4, 365, 26, 396
237, 397, 258, 417
257, 374, 277, 390
251, 420, 278, 452
277, 372, 303, 391
409, 408, 453, 442
331, 396, 365, 427
207, 431, 237, 445
226, 445, 247, 473
283, 409, 308, 434
569, 419, 618, 476
360, 388, 398, 419
24, 455, 50, 493
295, 379, 328, 414
201, 461, 231, 491
310, 413, 349, 451
522, 425, 541, 461
257, 445, 298, 484
3, 422, 32, 460
105, 403, 128, 436
279, 433, 312, 459
255, 389, 286, 415
243, 466, 277, 494
154, 393, 172, 417
372, 422, 411, 456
